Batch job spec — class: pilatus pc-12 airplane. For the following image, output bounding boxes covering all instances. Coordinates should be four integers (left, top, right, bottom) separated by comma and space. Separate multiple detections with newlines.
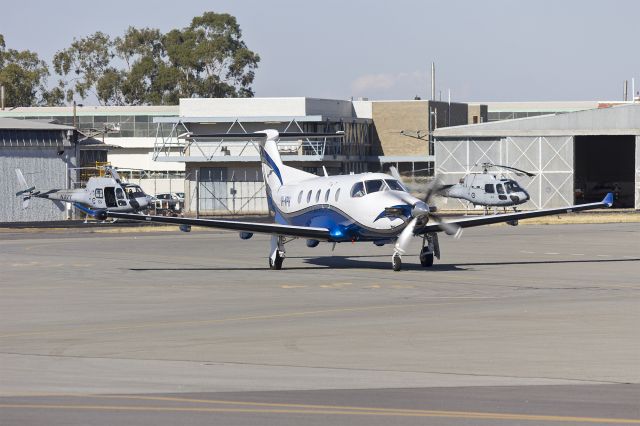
88, 130, 612, 271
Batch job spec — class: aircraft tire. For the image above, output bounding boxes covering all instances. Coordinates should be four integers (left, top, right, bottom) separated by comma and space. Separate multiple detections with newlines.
392, 253, 402, 271
420, 248, 434, 267
269, 252, 284, 270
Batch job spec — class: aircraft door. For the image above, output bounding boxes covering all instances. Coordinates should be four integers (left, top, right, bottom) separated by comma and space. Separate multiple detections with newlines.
115, 187, 127, 207
104, 187, 117, 207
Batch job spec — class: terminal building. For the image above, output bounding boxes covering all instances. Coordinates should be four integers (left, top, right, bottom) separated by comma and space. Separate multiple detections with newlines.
434, 104, 640, 210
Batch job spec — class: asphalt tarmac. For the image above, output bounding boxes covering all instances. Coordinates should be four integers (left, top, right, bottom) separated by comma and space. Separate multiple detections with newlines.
0, 223, 638, 425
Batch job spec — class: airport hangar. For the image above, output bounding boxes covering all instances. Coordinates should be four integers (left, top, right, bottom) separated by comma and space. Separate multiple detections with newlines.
433, 103, 640, 210
0, 117, 107, 223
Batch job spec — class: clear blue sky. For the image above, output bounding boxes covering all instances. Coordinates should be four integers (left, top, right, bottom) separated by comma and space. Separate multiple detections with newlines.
3, 0, 639, 103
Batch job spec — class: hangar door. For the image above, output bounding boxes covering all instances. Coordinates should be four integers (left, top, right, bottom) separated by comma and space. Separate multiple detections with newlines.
574, 136, 635, 208
435, 136, 574, 210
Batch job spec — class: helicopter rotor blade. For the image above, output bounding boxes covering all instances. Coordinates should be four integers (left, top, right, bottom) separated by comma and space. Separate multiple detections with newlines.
490, 164, 536, 177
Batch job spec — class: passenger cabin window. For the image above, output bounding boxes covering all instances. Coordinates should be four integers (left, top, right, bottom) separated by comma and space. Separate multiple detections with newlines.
351, 182, 365, 198
115, 188, 125, 199
95, 189, 103, 198
307, 190, 312, 203
335, 188, 341, 201
384, 179, 406, 192
485, 184, 495, 194
315, 190, 321, 203
365, 180, 385, 194
298, 191, 303, 204
324, 189, 330, 202
496, 184, 505, 194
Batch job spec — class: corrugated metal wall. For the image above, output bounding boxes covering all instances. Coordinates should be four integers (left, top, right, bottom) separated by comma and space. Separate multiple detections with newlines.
0, 147, 71, 222
435, 136, 574, 210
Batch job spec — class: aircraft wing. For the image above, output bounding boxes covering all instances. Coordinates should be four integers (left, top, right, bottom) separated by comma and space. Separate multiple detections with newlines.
105, 212, 332, 240
417, 193, 614, 234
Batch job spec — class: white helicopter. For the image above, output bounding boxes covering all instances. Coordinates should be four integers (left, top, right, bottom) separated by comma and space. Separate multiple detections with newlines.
15, 166, 152, 216
90, 129, 614, 271
440, 162, 534, 212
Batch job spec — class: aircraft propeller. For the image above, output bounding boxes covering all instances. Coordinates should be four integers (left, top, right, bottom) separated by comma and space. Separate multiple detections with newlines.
389, 167, 461, 255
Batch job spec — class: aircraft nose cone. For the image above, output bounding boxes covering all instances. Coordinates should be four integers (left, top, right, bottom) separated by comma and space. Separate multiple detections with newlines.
412, 201, 430, 218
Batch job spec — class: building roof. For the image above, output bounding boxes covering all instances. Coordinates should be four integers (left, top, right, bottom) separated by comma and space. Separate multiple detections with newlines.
0, 117, 74, 130
0, 105, 179, 117
434, 104, 640, 137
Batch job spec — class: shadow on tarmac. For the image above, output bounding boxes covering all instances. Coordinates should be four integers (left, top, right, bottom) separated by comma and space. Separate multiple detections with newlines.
128, 256, 639, 272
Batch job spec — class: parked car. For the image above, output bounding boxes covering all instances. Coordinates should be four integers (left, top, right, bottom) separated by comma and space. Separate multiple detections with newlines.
152, 192, 183, 214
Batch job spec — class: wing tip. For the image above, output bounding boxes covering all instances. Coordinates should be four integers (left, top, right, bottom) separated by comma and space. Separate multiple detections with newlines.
603, 192, 614, 208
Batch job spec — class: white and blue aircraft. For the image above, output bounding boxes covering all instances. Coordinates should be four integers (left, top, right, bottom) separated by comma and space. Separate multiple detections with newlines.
96, 130, 613, 271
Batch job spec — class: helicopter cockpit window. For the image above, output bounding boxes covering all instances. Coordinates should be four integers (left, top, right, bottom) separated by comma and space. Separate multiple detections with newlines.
124, 185, 145, 199
484, 184, 495, 194
364, 180, 385, 194
351, 182, 365, 198
504, 181, 522, 193
385, 179, 407, 192
115, 188, 125, 199
496, 184, 505, 194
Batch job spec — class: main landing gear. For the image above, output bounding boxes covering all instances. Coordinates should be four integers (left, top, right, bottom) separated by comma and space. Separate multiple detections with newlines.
269, 235, 286, 270
391, 232, 440, 271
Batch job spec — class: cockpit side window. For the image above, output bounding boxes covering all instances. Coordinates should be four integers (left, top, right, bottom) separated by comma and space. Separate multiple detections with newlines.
115, 188, 125, 199
351, 182, 365, 198
496, 184, 505, 194
364, 180, 384, 194
385, 179, 407, 192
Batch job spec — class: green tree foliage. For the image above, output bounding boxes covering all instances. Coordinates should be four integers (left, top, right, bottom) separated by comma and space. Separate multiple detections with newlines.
0, 34, 63, 107
53, 12, 260, 105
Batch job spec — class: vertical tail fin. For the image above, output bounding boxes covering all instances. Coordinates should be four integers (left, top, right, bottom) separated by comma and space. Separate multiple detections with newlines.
15, 169, 37, 209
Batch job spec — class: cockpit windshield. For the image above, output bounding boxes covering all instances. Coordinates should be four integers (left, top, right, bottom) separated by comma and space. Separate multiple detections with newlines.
504, 181, 522, 194
365, 180, 385, 194
124, 184, 145, 199
351, 179, 408, 198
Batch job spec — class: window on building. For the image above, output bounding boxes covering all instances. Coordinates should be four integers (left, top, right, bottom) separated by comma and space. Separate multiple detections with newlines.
351, 182, 365, 198
485, 184, 495, 194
